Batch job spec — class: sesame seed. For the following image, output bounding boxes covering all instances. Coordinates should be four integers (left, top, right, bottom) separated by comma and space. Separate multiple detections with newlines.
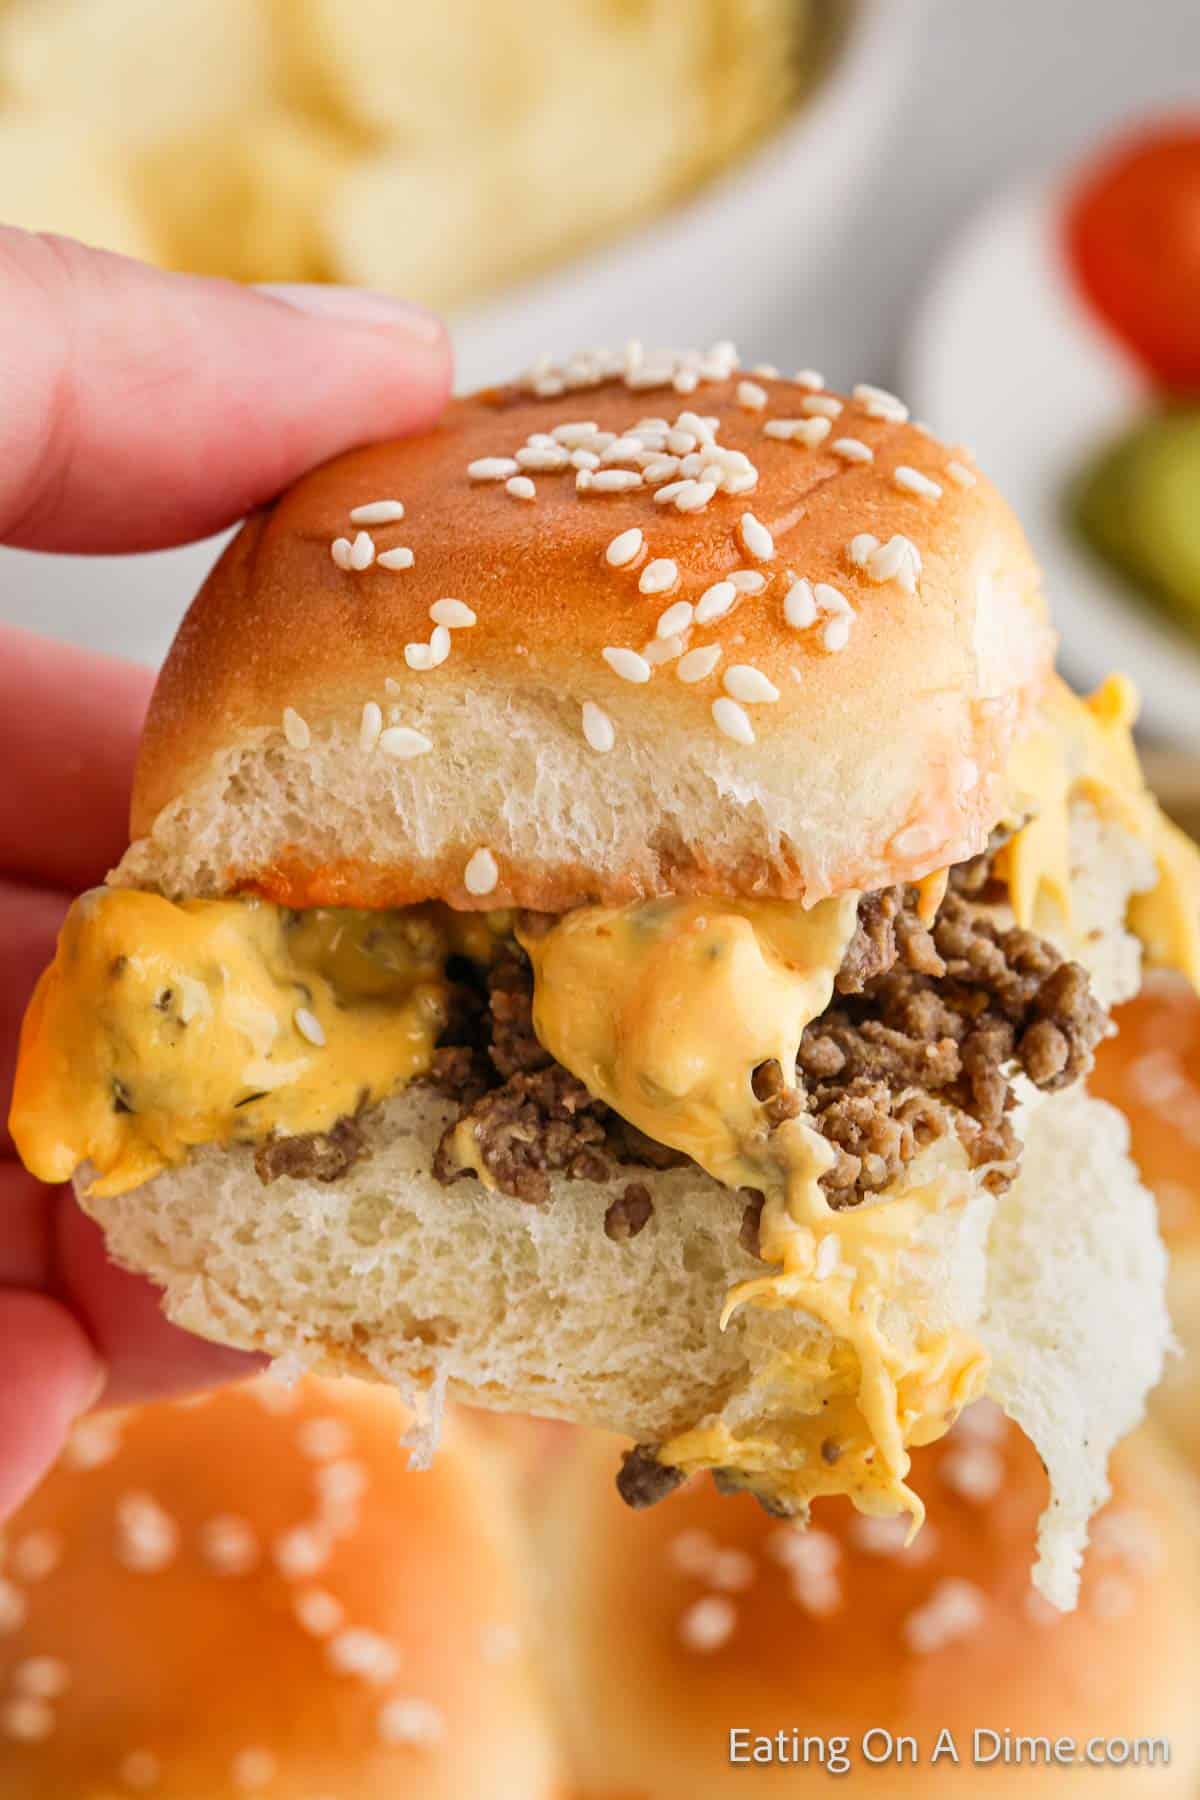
316, 1459, 367, 1521
330, 537, 353, 570
738, 512, 774, 561
298, 1417, 352, 1460
848, 532, 879, 567
581, 701, 615, 753
506, 475, 536, 500
295, 1007, 325, 1047
327, 1627, 400, 1684
643, 455, 682, 484
605, 527, 644, 567
783, 578, 817, 629
376, 546, 414, 570
551, 420, 599, 446
903, 1578, 986, 1655
940, 1444, 1005, 1503
114, 1495, 178, 1574
666, 429, 697, 455
602, 646, 652, 683
120, 1750, 162, 1791
947, 459, 976, 488
679, 1594, 736, 1653
467, 457, 519, 481
1, 1698, 54, 1742
695, 580, 736, 623
642, 634, 685, 666
893, 465, 943, 501
710, 1548, 755, 1592
464, 848, 499, 895
377, 1697, 446, 1749
231, 1748, 278, 1792
724, 665, 779, 704
349, 530, 375, 571
294, 1587, 345, 1637
638, 559, 678, 595
831, 437, 873, 463
349, 499, 404, 526
378, 726, 432, 759
669, 1528, 718, 1575
814, 582, 852, 616
712, 696, 755, 744
657, 600, 694, 637
515, 445, 569, 472
359, 701, 382, 752
737, 379, 768, 410
675, 479, 717, 512
801, 394, 842, 418
1091, 1573, 1137, 1619
571, 449, 600, 472
0, 1580, 27, 1633
587, 468, 642, 493
853, 381, 909, 422
430, 598, 476, 629
282, 707, 311, 750
762, 419, 799, 440
273, 1524, 330, 1580
13, 1657, 69, 1699
822, 615, 851, 652
793, 368, 825, 390
729, 569, 766, 593
867, 533, 922, 592
752, 362, 779, 378
62, 1414, 122, 1470
11, 1529, 63, 1581
199, 1515, 260, 1576
677, 644, 722, 684
653, 479, 691, 505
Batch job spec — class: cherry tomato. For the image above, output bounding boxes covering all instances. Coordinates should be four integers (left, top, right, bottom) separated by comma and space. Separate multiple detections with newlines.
1064, 119, 1200, 395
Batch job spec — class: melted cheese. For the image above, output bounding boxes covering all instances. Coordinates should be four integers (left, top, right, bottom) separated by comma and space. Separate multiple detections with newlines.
519, 893, 987, 1522
10, 891, 452, 1197
999, 674, 1200, 986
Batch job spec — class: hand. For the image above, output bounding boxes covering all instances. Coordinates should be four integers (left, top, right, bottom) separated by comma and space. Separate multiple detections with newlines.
0, 228, 452, 1519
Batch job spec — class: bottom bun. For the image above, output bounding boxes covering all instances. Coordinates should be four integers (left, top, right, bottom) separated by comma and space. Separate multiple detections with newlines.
537, 1414, 1200, 1797
0, 1378, 559, 1800
81, 1086, 1167, 1608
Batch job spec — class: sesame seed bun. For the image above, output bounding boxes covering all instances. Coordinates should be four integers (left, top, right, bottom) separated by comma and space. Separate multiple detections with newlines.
0, 1379, 560, 1799
1090, 973, 1200, 1470
119, 355, 1051, 910
538, 1410, 1200, 1797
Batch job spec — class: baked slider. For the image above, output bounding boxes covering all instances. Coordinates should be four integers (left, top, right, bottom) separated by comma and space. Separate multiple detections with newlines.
0, 1377, 558, 1799
11, 344, 1200, 1606
1090, 973, 1200, 1470
539, 1404, 1200, 1797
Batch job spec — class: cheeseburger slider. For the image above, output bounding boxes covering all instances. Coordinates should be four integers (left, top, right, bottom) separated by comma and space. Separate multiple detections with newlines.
0, 1378, 558, 1799
1090, 973, 1200, 1471
11, 344, 1200, 1605
541, 1405, 1200, 1797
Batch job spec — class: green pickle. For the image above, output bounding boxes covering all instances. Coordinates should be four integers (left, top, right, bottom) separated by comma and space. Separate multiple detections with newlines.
1072, 409, 1200, 633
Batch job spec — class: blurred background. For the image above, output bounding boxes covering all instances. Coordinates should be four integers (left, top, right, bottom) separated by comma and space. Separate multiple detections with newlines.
0, 0, 1196, 738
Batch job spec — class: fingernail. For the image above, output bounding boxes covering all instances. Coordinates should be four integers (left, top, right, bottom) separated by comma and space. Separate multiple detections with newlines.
256, 283, 444, 345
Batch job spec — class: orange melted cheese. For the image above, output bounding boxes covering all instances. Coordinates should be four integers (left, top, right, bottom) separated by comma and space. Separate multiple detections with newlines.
10, 892, 453, 1197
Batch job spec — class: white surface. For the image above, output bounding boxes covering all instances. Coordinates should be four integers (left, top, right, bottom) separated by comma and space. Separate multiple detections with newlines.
2, 0, 1199, 683
908, 183, 1200, 751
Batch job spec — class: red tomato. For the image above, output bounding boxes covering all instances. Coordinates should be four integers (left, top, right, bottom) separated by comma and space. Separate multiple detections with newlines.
1064, 119, 1200, 395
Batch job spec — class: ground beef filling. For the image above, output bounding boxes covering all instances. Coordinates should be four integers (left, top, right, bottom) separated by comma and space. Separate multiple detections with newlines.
430, 862, 1106, 1211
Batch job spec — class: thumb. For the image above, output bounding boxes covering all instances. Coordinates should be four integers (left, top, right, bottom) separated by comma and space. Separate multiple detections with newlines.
0, 230, 453, 554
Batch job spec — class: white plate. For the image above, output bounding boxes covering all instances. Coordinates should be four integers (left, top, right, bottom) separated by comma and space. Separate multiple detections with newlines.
906, 180, 1200, 749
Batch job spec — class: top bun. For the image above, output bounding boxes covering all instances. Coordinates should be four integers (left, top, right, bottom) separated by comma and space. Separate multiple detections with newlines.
123, 347, 1052, 910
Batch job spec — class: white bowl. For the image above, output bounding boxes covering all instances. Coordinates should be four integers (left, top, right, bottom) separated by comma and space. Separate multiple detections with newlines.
455, 0, 926, 389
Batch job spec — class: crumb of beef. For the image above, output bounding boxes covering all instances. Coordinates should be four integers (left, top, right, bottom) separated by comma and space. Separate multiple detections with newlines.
254, 1115, 367, 1187
802, 886, 1105, 1206
431, 855, 1105, 1213
616, 1444, 686, 1509
604, 1183, 654, 1242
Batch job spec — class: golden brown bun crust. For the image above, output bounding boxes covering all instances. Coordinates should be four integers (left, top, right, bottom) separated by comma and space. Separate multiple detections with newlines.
539, 1411, 1200, 1796
0, 1379, 560, 1799
128, 371, 1051, 910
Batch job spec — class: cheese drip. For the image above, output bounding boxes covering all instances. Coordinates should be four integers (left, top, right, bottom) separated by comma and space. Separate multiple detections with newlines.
1000, 674, 1200, 986
10, 891, 453, 1197
519, 894, 989, 1524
